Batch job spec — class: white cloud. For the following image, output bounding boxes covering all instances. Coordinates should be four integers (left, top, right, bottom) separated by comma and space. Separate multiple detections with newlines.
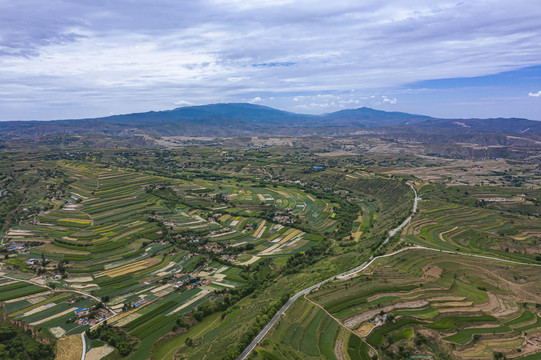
528, 90, 541, 97
249, 96, 263, 103
382, 97, 398, 105
174, 100, 194, 106
1, 1, 541, 119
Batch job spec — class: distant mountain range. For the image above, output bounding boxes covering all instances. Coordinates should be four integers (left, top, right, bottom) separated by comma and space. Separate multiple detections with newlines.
0, 103, 540, 139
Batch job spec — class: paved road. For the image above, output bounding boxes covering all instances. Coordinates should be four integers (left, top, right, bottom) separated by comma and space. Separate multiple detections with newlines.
385, 183, 418, 244
81, 332, 87, 360
237, 183, 419, 360
338, 183, 419, 279
420, 247, 541, 267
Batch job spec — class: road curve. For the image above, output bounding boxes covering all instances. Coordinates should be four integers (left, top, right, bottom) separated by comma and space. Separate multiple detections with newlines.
237, 183, 419, 360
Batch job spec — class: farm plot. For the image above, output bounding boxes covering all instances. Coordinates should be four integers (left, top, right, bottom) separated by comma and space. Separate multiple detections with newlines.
0, 282, 48, 302
55, 334, 83, 360
101, 258, 162, 278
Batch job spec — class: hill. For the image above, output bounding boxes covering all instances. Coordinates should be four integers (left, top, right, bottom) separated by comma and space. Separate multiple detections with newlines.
0, 103, 540, 139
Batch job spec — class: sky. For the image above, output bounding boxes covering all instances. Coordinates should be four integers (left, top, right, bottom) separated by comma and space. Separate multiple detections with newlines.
1, 0, 540, 121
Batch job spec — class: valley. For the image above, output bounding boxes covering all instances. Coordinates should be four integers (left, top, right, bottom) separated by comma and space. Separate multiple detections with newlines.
0, 135, 539, 360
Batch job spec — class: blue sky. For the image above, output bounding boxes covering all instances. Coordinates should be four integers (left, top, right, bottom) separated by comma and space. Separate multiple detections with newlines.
0, 0, 540, 121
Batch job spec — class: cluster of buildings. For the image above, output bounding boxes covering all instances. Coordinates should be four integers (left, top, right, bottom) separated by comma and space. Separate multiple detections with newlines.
198, 242, 225, 254
273, 214, 295, 224
370, 313, 388, 326
188, 236, 202, 243
73, 307, 110, 326
25, 258, 42, 265
8, 243, 26, 251
129, 297, 148, 307
62, 202, 81, 211
208, 227, 231, 236
526, 335, 541, 350
220, 254, 236, 261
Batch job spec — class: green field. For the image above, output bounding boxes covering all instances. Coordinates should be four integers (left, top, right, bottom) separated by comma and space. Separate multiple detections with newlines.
1, 146, 539, 360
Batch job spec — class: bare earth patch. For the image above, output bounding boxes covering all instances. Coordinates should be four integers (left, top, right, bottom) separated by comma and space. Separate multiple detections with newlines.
236, 255, 261, 266
49, 326, 66, 338
168, 289, 210, 315
422, 263, 442, 280
356, 322, 377, 337
477, 292, 519, 318
85, 344, 115, 360
55, 335, 83, 360
21, 302, 56, 317
432, 301, 473, 308
334, 331, 348, 360
65, 276, 93, 283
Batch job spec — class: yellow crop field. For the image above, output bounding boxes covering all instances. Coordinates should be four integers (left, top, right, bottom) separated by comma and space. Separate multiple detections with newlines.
102, 258, 161, 278
218, 214, 231, 222
279, 229, 302, 244
253, 220, 267, 238
58, 219, 92, 224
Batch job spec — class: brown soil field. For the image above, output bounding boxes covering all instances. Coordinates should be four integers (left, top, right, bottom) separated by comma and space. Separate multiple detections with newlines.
55, 334, 83, 360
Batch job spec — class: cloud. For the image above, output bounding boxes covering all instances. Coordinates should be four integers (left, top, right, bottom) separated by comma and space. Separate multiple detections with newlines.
174, 100, 194, 106
382, 97, 398, 105
252, 62, 296, 67
528, 90, 541, 97
1, 1, 541, 119
249, 96, 263, 103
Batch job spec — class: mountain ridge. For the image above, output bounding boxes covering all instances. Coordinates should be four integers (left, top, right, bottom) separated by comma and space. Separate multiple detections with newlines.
0, 103, 540, 139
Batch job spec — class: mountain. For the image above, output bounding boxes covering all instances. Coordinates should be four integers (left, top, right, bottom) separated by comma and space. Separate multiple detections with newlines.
87, 103, 317, 127
0, 103, 540, 139
324, 107, 432, 127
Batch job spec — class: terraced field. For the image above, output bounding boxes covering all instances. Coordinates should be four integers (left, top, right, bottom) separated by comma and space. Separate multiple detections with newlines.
255, 248, 541, 359
1, 161, 341, 359
3, 150, 538, 360
402, 183, 541, 264
256, 295, 375, 360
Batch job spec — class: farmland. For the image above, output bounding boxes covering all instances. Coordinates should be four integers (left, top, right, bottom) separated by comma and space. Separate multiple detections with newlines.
0, 152, 362, 359
256, 248, 541, 359
403, 183, 541, 263
0, 145, 539, 360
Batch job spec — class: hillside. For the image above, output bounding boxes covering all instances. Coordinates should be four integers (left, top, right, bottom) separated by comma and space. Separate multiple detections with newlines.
0, 103, 540, 139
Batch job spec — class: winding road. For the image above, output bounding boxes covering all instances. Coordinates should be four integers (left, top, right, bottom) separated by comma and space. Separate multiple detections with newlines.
237, 182, 540, 359
237, 183, 419, 360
